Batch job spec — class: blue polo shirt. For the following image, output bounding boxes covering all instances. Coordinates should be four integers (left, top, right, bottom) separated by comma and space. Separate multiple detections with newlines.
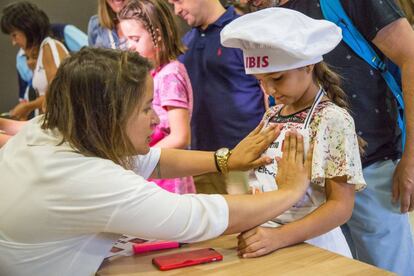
179, 6, 265, 151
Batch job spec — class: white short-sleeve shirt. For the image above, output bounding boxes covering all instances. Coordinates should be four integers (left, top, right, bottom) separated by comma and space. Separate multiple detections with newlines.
0, 116, 228, 276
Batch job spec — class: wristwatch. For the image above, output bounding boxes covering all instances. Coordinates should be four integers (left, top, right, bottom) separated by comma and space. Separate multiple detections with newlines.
214, 147, 232, 174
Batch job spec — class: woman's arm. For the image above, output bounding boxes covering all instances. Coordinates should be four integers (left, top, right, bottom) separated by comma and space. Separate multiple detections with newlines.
43, 42, 68, 85
109, 131, 312, 242
150, 122, 280, 179
87, 15, 98, 46
152, 107, 190, 149
159, 130, 314, 235
373, 18, 414, 212
237, 176, 355, 258
0, 118, 26, 135
0, 133, 13, 147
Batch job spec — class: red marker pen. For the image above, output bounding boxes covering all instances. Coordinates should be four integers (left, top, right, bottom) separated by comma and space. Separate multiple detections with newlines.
132, 241, 180, 254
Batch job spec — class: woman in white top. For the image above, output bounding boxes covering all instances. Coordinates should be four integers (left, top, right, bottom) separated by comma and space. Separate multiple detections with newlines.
0, 48, 312, 276
1, 1, 68, 120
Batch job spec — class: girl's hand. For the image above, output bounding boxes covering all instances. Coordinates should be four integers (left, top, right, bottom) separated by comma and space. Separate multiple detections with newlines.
237, 226, 281, 258
228, 122, 281, 171
276, 131, 313, 194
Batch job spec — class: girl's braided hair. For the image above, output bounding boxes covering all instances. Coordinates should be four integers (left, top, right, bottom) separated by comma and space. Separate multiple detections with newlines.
313, 62, 367, 154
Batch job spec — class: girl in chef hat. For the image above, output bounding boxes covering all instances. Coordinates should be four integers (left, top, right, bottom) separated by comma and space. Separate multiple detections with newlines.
221, 7, 366, 258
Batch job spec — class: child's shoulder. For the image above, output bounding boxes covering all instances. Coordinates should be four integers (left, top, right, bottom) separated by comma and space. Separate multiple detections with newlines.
161, 60, 185, 71
317, 101, 353, 122
157, 60, 188, 77
313, 101, 356, 130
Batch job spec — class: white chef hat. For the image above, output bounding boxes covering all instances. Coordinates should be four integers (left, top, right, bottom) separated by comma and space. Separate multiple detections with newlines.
221, 7, 342, 74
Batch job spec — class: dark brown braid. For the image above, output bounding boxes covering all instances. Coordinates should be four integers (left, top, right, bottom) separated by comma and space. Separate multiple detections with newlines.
314, 62, 349, 110
313, 62, 367, 154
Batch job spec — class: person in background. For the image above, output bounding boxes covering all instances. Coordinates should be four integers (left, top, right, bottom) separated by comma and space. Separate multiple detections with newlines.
0, 47, 312, 276
221, 7, 366, 258
88, 0, 128, 48
243, 1, 414, 275
168, 0, 266, 195
119, 0, 195, 193
1, 1, 69, 120
16, 23, 87, 106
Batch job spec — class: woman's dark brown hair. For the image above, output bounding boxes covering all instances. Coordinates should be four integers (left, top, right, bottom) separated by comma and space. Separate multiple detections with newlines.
118, 0, 186, 67
1, 1, 51, 50
42, 47, 152, 169
313, 62, 367, 153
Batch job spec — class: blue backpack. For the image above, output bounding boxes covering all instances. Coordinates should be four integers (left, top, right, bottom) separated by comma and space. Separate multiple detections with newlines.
320, 0, 406, 148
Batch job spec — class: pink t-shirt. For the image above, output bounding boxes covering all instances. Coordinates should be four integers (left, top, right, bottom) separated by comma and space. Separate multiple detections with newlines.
149, 60, 195, 194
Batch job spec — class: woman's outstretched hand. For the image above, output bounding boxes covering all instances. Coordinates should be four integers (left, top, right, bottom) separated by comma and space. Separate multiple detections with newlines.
276, 130, 313, 196
228, 122, 281, 171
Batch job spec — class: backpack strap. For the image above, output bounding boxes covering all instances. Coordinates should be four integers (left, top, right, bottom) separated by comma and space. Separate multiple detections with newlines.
320, 0, 406, 147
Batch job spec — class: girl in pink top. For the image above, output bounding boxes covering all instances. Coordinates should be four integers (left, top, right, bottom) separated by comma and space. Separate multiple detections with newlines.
119, 0, 195, 193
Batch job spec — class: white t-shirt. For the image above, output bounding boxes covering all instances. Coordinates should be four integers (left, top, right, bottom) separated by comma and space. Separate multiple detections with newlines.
0, 116, 228, 276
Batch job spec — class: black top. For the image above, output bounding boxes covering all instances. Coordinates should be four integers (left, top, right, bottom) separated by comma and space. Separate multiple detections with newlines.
281, 0, 404, 166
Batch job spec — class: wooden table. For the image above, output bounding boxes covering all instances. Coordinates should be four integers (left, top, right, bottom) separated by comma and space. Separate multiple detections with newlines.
97, 235, 394, 275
